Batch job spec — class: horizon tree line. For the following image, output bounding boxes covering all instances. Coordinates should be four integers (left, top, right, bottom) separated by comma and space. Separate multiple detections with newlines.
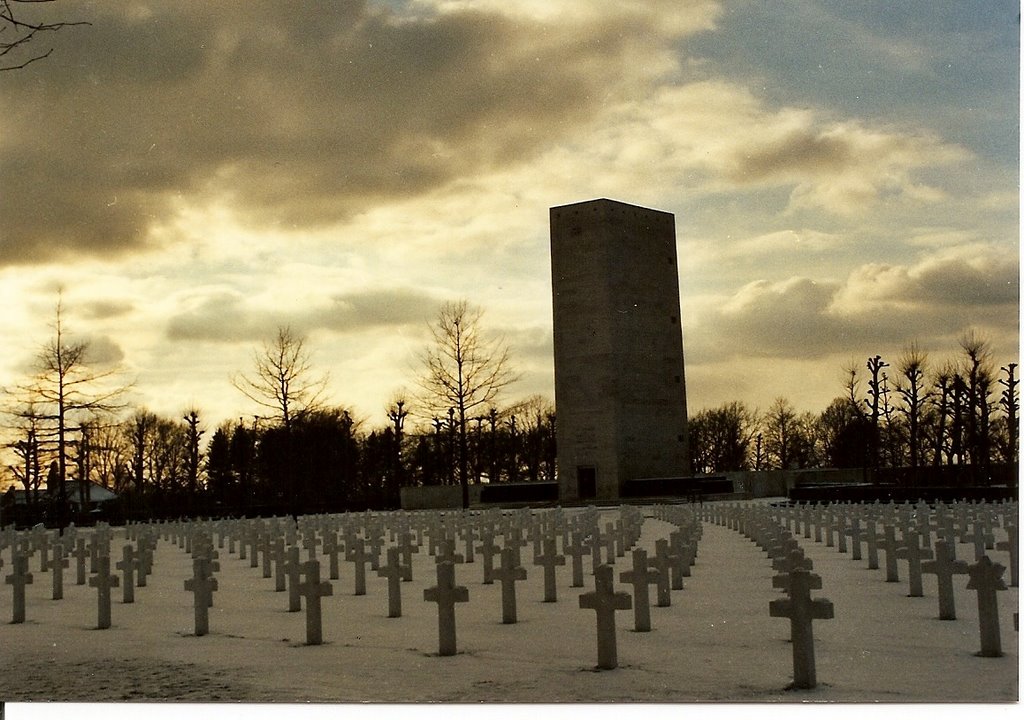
689, 332, 1019, 485
1, 298, 552, 523
3, 298, 1018, 525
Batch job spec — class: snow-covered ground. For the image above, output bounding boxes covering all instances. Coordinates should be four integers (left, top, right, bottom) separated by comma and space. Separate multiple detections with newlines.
0, 500, 1017, 718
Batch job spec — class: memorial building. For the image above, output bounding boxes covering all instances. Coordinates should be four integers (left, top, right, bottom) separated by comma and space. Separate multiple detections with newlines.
550, 198, 691, 502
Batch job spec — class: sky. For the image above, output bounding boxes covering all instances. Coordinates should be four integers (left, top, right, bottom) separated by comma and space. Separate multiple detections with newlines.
0, 0, 1019, 437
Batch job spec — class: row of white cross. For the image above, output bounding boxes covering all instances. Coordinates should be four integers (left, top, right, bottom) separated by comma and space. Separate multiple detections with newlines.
1, 498, 1016, 688
706, 498, 1016, 688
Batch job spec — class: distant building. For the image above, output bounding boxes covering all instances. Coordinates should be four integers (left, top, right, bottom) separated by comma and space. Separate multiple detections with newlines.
550, 198, 690, 502
1, 480, 118, 527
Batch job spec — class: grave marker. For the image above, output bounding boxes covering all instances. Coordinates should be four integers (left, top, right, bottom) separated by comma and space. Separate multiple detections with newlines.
936, 514, 958, 561
966, 555, 1008, 657
347, 537, 371, 596
533, 536, 565, 603
619, 548, 659, 632
89, 555, 120, 630
462, 524, 476, 564
435, 538, 464, 566
377, 546, 403, 618
769, 567, 834, 690
648, 539, 674, 607
73, 538, 89, 586
772, 549, 813, 579
285, 545, 303, 612
273, 537, 287, 592
579, 564, 632, 670
969, 522, 995, 562
864, 519, 880, 570
398, 531, 419, 582
563, 533, 588, 588
423, 561, 469, 656
896, 531, 933, 597
136, 537, 154, 587
261, 534, 274, 579
116, 545, 137, 604
881, 525, 900, 582
669, 530, 694, 584
492, 547, 527, 624
184, 557, 218, 637
51, 542, 69, 601
303, 532, 321, 562
921, 540, 969, 620
36, 530, 50, 573
6, 553, 33, 623
297, 560, 333, 645
323, 532, 341, 581
846, 516, 864, 561
995, 524, 1018, 587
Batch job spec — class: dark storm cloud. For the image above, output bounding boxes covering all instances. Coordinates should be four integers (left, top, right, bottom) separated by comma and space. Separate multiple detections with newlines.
728, 129, 852, 182
165, 292, 269, 343
691, 247, 1019, 364
0, 1, 678, 265
166, 287, 439, 343
81, 299, 136, 320
323, 289, 438, 332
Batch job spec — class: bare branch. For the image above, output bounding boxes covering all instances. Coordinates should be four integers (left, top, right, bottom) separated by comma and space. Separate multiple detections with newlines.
231, 326, 329, 430
0, 0, 90, 71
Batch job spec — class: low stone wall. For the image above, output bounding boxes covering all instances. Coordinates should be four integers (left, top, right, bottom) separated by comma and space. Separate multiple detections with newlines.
722, 468, 870, 498
399, 485, 484, 510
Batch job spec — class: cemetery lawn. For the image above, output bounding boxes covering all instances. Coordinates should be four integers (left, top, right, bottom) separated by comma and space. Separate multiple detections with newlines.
0, 502, 1017, 704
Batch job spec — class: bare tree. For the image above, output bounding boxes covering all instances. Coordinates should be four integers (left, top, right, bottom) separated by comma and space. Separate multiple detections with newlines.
6, 399, 46, 511
929, 362, 956, 466
385, 391, 411, 493
11, 296, 128, 526
504, 395, 556, 482
864, 355, 889, 470
418, 300, 518, 507
762, 397, 815, 470
1, 0, 89, 71
895, 344, 930, 469
88, 421, 129, 491
183, 408, 204, 511
689, 401, 759, 474
997, 363, 1019, 465
958, 330, 996, 479
232, 326, 328, 432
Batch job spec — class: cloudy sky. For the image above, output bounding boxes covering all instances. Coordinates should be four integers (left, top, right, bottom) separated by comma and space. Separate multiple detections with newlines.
0, 0, 1018, 433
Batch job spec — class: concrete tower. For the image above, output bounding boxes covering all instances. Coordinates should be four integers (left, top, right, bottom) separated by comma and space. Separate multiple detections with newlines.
550, 198, 690, 502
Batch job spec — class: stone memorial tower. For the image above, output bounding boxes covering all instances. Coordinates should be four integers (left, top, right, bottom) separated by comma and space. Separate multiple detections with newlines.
550, 198, 690, 502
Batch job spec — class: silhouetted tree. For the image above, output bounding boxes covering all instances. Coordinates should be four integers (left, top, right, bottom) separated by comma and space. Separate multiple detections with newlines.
997, 363, 1019, 465
929, 364, 956, 466
384, 395, 410, 502
815, 397, 870, 469
864, 355, 889, 471
418, 300, 518, 507
895, 344, 929, 470
205, 424, 233, 508
6, 401, 45, 512
958, 331, 996, 481
232, 326, 328, 432
505, 395, 556, 483
229, 421, 257, 511
689, 401, 759, 474
763, 398, 815, 470
12, 297, 128, 526
183, 408, 204, 512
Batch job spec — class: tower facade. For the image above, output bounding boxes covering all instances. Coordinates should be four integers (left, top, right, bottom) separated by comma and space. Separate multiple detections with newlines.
550, 198, 690, 502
